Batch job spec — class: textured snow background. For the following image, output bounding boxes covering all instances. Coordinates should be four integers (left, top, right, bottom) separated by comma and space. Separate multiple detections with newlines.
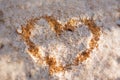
0, 0, 120, 80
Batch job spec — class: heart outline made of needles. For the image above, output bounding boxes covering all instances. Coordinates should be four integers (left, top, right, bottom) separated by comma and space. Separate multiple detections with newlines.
17, 15, 101, 75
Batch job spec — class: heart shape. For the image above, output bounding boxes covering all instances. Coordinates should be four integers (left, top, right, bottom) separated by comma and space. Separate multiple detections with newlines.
17, 15, 101, 75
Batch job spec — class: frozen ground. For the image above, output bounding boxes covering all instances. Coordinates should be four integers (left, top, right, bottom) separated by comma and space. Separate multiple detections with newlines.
0, 0, 120, 80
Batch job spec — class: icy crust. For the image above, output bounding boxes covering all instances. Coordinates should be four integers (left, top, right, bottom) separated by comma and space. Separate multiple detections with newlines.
31, 18, 91, 67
